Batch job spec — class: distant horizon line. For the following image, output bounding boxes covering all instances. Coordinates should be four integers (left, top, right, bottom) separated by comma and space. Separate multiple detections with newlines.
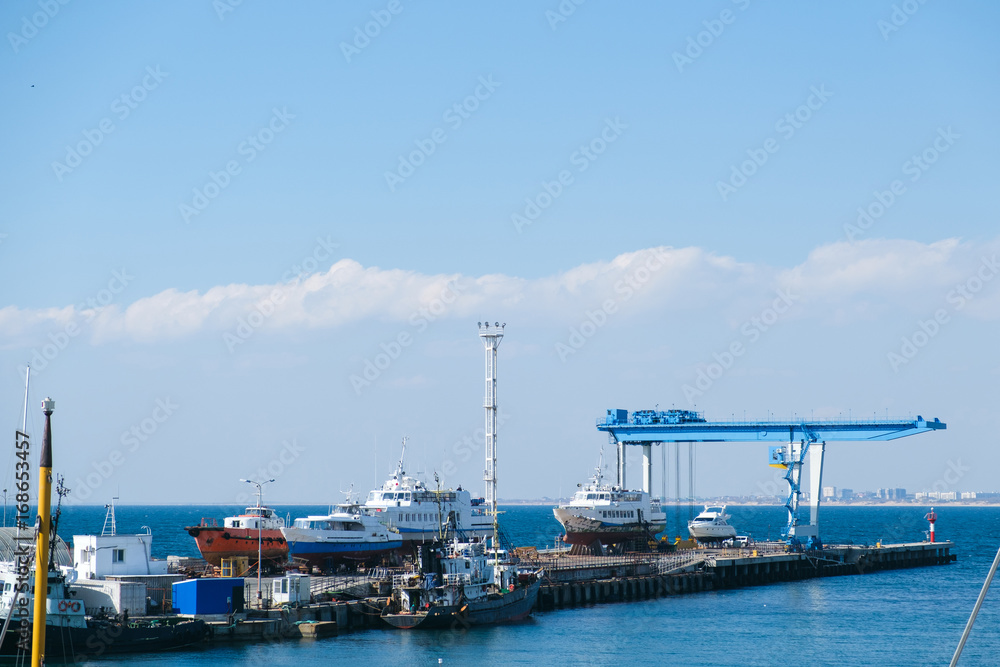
49, 499, 1000, 508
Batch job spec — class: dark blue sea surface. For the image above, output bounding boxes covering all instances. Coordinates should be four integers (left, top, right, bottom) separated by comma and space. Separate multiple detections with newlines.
43, 504, 1000, 665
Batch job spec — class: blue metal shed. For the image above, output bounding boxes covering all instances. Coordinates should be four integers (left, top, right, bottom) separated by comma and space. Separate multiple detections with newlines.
172, 577, 245, 615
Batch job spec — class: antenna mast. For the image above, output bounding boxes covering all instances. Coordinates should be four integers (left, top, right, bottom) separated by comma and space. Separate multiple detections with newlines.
21, 366, 30, 432
478, 321, 504, 546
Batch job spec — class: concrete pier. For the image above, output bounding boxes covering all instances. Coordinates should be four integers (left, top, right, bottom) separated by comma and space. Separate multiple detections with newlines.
189, 541, 954, 641
202, 598, 386, 641
533, 541, 954, 611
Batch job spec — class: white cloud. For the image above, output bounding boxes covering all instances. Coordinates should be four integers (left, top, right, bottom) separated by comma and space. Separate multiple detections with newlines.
779, 237, 1000, 322
2, 239, 998, 346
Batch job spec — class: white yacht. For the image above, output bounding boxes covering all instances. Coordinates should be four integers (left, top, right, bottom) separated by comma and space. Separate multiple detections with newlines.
552, 458, 666, 546
687, 505, 738, 543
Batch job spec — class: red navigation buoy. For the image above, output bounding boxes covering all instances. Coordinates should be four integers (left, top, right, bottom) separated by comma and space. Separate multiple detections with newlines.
924, 507, 938, 543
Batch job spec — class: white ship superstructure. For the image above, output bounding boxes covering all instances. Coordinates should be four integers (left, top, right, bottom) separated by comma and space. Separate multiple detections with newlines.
553, 459, 666, 546
363, 443, 492, 543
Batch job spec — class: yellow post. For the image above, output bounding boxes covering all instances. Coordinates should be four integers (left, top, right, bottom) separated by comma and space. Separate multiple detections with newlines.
31, 398, 54, 667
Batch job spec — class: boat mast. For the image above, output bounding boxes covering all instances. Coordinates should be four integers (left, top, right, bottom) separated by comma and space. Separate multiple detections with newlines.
951, 542, 1000, 666
17, 365, 30, 538
32, 397, 55, 667
397, 437, 407, 479
478, 322, 504, 548
49, 476, 69, 569
21, 366, 30, 433
434, 472, 444, 541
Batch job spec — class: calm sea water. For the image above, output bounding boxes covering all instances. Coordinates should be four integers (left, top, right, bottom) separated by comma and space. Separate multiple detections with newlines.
45, 504, 1000, 665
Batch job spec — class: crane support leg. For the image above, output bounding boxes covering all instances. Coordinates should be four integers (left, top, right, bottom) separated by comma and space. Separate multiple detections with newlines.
783, 440, 807, 538
642, 444, 652, 494
617, 440, 626, 489
809, 442, 826, 528
784, 438, 822, 548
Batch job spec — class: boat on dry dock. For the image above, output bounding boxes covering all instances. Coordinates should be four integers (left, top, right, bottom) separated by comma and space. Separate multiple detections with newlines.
362, 440, 493, 544
687, 505, 738, 543
282, 502, 403, 571
185, 493, 288, 568
553, 456, 666, 547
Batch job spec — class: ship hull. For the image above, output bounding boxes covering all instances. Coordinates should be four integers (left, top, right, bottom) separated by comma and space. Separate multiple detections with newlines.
0, 618, 207, 659
382, 577, 541, 630
553, 508, 665, 546
389, 524, 494, 544
687, 524, 737, 543
285, 538, 403, 568
185, 525, 288, 567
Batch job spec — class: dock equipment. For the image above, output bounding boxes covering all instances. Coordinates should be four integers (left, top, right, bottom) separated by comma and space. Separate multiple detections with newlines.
597, 409, 946, 545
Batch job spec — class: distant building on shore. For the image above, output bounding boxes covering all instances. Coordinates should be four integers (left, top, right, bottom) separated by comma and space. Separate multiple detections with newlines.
916, 491, 957, 501
960, 491, 1000, 500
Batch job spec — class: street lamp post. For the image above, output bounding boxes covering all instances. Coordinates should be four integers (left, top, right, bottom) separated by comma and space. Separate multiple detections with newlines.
240, 478, 274, 608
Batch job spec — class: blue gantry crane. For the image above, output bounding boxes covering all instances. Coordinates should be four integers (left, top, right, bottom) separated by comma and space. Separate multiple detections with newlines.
596, 409, 946, 547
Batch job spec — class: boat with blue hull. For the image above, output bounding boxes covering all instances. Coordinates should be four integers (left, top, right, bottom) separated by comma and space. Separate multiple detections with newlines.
282, 503, 402, 570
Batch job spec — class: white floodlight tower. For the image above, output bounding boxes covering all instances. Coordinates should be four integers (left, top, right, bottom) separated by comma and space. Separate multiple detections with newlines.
478, 321, 504, 545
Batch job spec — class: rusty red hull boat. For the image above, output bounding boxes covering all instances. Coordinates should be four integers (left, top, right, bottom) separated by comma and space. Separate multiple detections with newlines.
185, 503, 288, 567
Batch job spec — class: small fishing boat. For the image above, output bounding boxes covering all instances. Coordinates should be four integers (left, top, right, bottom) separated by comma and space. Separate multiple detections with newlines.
0, 565, 208, 659
0, 392, 206, 661
380, 538, 542, 629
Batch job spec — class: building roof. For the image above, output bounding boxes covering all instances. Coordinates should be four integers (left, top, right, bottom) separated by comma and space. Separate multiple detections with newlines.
0, 527, 72, 566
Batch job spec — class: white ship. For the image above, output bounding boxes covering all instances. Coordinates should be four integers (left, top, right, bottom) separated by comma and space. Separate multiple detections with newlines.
363, 441, 493, 543
282, 502, 403, 569
687, 505, 738, 543
552, 457, 666, 546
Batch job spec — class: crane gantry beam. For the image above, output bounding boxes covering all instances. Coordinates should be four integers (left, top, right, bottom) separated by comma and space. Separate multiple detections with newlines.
596, 409, 947, 547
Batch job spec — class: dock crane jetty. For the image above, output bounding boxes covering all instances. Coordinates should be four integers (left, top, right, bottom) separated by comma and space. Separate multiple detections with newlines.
597, 409, 946, 548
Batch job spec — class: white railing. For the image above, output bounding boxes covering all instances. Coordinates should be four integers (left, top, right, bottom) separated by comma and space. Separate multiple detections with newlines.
651, 552, 706, 575
443, 573, 471, 586
392, 574, 424, 588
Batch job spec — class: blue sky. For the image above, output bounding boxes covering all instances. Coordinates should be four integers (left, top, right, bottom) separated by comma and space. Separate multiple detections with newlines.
1, 1, 998, 505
